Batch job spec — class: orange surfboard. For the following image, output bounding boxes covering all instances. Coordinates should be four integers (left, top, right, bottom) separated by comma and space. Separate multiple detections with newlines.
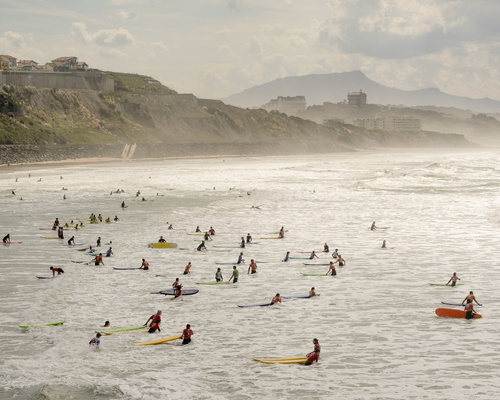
435, 308, 482, 319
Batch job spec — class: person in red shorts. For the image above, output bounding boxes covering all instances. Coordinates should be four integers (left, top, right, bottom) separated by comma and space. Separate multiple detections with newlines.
181, 324, 193, 345
145, 310, 162, 330
305, 348, 320, 365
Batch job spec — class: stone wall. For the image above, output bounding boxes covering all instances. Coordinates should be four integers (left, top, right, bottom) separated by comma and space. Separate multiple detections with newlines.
0, 71, 114, 92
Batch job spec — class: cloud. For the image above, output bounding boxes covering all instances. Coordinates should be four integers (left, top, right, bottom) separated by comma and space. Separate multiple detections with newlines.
118, 11, 136, 20
227, 0, 242, 11
151, 41, 168, 52
246, 36, 262, 55
71, 22, 134, 47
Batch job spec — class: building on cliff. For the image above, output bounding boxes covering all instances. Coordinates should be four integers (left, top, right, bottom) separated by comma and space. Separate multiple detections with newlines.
261, 96, 306, 116
354, 116, 421, 132
0, 55, 17, 70
51, 56, 78, 71
347, 91, 367, 106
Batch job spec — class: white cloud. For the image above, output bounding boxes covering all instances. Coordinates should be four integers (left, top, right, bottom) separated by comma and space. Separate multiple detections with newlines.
71, 22, 134, 47
118, 11, 136, 20
151, 41, 168, 52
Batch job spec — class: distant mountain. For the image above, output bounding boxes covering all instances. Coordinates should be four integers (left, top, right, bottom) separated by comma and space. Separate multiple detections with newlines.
222, 71, 500, 114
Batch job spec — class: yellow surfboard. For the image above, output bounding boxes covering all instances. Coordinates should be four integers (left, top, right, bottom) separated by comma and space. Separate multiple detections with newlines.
253, 357, 307, 364
132, 334, 182, 346
148, 243, 178, 249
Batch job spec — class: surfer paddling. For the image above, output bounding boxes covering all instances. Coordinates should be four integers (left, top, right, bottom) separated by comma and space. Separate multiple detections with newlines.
446, 272, 460, 287
463, 291, 481, 306
309, 287, 317, 297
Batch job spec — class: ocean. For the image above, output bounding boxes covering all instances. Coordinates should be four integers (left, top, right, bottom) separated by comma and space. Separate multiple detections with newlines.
0, 150, 499, 400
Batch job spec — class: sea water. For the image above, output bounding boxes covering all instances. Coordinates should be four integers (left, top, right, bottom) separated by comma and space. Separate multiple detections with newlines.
0, 150, 499, 400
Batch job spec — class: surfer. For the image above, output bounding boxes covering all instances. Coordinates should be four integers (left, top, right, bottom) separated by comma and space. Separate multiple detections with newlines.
309, 287, 317, 297
158, 236, 166, 243
309, 251, 319, 260
446, 272, 460, 286
307, 338, 321, 357
168, 224, 173, 230
57, 227, 64, 239
204, 232, 211, 241
331, 249, 338, 258
195, 226, 201, 232
371, 221, 377, 230
142, 197, 146, 201
181, 324, 193, 345
89, 332, 101, 346
324, 243, 329, 252
279, 227, 285, 239
327, 261, 336, 276
382, 240, 386, 248
2, 234, 10, 243
11, 190, 15, 195
96, 237, 101, 247
271, 293, 282, 305
282, 251, 290, 262
114, 215, 119, 221
105, 247, 113, 257
54, 218, 59, 227
305, 348, 320, 365
103, 321, 110, 327
50, 266, 64, 276
197, 241, 207, 251
172, 278, 182, 298
229, 266, 239, 283
248, 259, 257, 274
215, 268, 223, 282
184, 262, 192, 275
67, 236, 75, 245
240, 237, 245, 248
93, 254, 104, 266
140, 259, 149, 270
145, 310, 162, 328
246, 233, 252, 243
237, 252, 245, 264
463, 291, 481, 306
335, 255, 345, 266
121, 201, 125, 208
464, 299, 476, 320
209, 227, 215, 235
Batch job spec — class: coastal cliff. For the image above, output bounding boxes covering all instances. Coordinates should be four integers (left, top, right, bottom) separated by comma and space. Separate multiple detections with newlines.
0, 72, 472, 164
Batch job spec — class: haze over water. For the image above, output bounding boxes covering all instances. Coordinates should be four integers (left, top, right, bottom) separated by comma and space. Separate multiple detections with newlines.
1, 150, 499, 400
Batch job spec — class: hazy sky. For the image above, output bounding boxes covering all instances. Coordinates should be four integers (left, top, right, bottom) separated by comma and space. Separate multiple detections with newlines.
1, 0, 499, 100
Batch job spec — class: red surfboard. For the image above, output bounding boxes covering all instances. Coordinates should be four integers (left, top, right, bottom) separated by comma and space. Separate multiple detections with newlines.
435, 308, 482, 319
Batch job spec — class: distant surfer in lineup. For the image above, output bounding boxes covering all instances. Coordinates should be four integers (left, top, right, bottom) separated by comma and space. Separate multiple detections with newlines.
324, 243, 329, 252
158, 236, 166, 243
140, 259, 149, 270
121, 201, 125, 208
282, 252, 290, 262
237, 252, 245, 264
114, 215, 119, 221
229, 266, 239, 283
215, 268, 223, 282
197, 241, 207, 251
103, 321, 110, 327
246, 233, 252, 243
464, 299, 476, 319
181, 324, 193, 345
382, 240, 386, 248
371, 221, 377, 230
168, 223, 173, 230
309, 251, 319, 260
463, 291, 481, 306
271, 293, 282, 305
279, 227, 285, 239
209, 227, 215, 235
50, 266, 64, 276
327, 262, 336, 276
309, 287, 317, 297
96, 237, 101, 247
240, 237, 245, 248
446, 272, 460, 286
184, 262, 192, 275
3, 234, 10, 243
89, 332, 101, 346
332, 249, 338, 259
248, 259, 257, 274
204, 232, 211, 241
195, 226, 201, 232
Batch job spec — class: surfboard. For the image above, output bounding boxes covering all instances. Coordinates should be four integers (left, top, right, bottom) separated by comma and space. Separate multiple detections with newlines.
19, 321, 64, 328
289, 257, 311, 260
237, 303, 273, 308
2, 241, 23, 244
148, 242, 178, 249
303, 263, 330, 266
281, 294, 320, 299
435, 308, 482, 319
62, 243, 85, 246
301, 273, 328, 276
245, 241, 260, 244
193, 239, 213, 242
40, 236, 61, 239
186, 233, 204, 236
428, 283, 464, 286
216, 262, 245, 265
36, 276, 55, 279
267, 230, 288, 234
156, 289, 199, 295
113, 267, 141, 270
253, 357, 308, 364
98, 325, 147, 335
441, 301, 465, 306
260, 237, 281, 239
195, 282, 230, 285
132, 334, 182, 346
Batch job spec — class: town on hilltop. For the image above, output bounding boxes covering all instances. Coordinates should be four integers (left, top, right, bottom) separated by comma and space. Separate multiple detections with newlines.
0, 55, 88, 72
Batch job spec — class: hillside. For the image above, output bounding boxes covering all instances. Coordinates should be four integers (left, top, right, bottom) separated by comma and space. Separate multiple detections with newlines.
0, 72, 474, 163
222, 71, 500, 114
